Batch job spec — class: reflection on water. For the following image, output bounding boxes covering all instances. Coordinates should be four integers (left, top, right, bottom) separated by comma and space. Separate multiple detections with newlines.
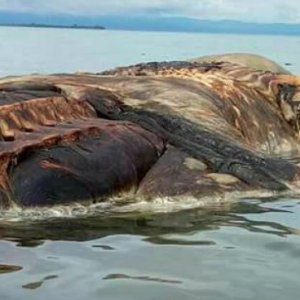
103, 273, 182, 284
0, 196, 300, 299
22, 275, 59, 290
0, 195, 298, 244
0, 264, 22, 274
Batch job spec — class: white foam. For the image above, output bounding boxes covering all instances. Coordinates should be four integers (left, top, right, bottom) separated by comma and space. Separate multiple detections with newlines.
0, 189, 283, 223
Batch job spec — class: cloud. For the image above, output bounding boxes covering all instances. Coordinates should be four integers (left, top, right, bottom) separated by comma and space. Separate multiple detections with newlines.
0, 0, 299, 23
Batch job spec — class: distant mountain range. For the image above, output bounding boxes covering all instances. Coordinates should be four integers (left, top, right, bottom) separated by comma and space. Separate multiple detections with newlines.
1, 11, 300, 35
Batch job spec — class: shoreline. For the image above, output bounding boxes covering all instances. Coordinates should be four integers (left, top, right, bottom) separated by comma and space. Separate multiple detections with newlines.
0, 24, 105, 30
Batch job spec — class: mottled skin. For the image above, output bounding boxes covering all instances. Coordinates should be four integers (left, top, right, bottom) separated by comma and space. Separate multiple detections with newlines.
1, 54, 300, 208
189, 53, 291, 74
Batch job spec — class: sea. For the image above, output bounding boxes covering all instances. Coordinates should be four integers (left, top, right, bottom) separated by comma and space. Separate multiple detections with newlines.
0, 26, 300, 300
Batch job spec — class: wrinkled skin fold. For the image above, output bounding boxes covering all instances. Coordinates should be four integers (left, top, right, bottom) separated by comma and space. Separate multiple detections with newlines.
1, 54, 300, 208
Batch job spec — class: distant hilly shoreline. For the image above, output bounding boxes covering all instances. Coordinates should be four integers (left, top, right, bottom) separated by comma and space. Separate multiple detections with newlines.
0, 11, 300, 35
0, 23, 105, 30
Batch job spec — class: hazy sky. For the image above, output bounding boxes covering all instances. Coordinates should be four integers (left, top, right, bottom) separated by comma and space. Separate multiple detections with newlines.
0, 0, 299, 23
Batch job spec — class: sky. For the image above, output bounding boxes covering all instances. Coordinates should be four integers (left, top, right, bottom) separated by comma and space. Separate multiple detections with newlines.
0, 0, 299, 24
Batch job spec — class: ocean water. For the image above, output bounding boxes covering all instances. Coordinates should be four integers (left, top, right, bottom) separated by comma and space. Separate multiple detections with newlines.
0, 27, 300, 300
0, 26, 300, 76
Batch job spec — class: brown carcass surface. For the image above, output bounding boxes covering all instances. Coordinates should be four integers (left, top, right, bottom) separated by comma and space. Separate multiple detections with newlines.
1, 58, 300, 208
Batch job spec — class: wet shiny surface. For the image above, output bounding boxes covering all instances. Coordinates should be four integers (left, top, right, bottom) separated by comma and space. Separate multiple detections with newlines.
0, 197, 300, 300
0, 27, 300, 299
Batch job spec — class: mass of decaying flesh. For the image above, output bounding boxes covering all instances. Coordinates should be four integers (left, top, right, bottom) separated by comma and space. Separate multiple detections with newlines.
1, 57, 300, 208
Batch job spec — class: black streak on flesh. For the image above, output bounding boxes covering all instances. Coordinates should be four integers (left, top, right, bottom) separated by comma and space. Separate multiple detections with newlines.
86, 89, 296, 191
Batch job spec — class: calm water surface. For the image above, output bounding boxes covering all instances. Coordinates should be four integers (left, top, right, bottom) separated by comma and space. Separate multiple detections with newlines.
0, 27, 300, 75
0, 27, 300, 300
